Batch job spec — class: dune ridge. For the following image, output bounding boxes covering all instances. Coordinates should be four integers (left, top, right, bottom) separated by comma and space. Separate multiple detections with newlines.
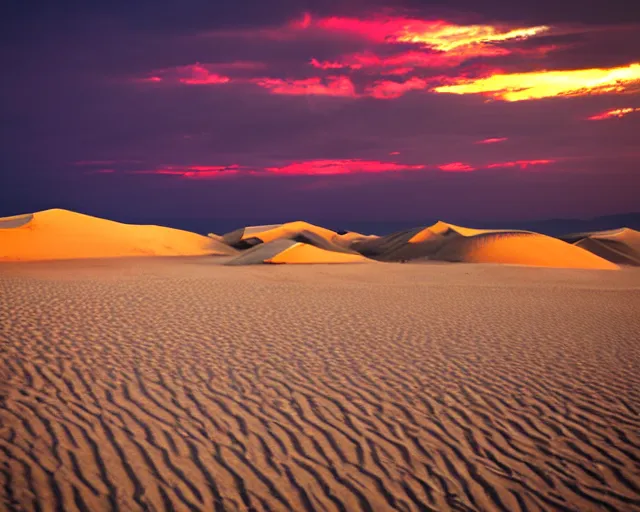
353, 221, 618, 269
561, 227, 640, 266
0, 209, 236, 261
1, 259, 639, 511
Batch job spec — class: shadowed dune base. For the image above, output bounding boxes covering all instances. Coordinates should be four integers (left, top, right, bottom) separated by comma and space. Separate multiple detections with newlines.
1, 259, 640, 511
0, 209, 236, 261
226, 239, 371, 265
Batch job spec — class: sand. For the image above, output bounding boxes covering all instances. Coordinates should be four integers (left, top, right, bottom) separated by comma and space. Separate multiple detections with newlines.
562, 228, 640, 266
354, 221, 618, 270
0, 209, 236, 261
226, 239, 371, 265
1, 257, 639, 511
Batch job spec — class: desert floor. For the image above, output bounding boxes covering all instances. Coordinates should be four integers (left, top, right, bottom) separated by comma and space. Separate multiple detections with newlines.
1, 258, 639, 511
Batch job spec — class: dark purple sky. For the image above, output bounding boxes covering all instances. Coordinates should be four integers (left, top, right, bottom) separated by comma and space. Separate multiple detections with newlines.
1, 0, 639, 224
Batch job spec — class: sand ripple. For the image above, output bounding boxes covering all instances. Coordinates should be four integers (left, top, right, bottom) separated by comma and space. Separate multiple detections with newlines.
1, 260, 639, 511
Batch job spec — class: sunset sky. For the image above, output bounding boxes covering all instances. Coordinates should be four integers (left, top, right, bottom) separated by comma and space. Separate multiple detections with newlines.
1, 0, 639, 225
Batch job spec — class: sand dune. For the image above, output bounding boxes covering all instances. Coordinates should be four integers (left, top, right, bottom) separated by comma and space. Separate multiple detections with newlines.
333, 230, 380, 248
0, 209, 236, 261
561, 227, 640, 266
1, 258, 639, 511
223, 221, 340, 249
353, 221, 618, 269
226, 239, 370, 265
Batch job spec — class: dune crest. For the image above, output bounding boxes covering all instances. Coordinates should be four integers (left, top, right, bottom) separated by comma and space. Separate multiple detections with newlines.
223, 221, 341, 248
0, 208, 236, 261
562, 227, 640, 266
226, 239, 371, 265
355, 221, 618, 269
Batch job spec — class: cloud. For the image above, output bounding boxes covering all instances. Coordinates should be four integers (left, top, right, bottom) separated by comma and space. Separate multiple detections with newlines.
132, 165, 244, 179
476, 137, 508, 144
587, 107, 640, 120
312, 15, 549, 50
433, 62, 640, 101
265, 159, 426, 175
252, 76, 357, 97
485, 159, 556, 168
108, 157, 558, 179
438, 162, 476, 172
365, 77, 429, 99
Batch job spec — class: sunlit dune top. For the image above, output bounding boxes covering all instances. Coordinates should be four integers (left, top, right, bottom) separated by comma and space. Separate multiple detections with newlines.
369, 220, 618, 269
226, 239, 371, 265
224, 221, 341, 248
0, 208, 236, 261
440, 232, 619, 269
408, 220, 531, 243
245, 221, 337, 243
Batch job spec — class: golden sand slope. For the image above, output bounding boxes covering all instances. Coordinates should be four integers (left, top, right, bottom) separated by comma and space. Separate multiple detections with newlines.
0, 209, 236, 261
227, 239, 370, 265
354, 221, 617, 269
1, 258, 639, 512
565, 228, 640, 266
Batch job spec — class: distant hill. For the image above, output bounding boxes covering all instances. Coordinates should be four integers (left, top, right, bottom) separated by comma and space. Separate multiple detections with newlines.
485, 213, 640, 237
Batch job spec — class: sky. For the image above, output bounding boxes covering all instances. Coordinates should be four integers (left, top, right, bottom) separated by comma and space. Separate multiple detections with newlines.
1, 0, 639, 226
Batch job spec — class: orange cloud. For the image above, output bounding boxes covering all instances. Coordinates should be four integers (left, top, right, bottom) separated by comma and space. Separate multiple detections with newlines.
433, 63, 640, 101
476, 137, 508, 144
587, 107, 640, 120
265, 159, 426, 175
253, 76, 357, 97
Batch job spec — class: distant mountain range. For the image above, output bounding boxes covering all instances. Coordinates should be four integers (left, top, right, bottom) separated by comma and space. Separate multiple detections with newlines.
118, 212, 640, 237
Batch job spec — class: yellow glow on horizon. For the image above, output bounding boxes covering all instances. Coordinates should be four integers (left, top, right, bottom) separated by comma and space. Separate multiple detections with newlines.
433, 63, 640, 101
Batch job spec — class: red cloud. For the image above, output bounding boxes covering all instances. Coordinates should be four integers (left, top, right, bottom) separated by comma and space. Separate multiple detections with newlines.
253, 76, 357, 97
476, 137, 508, 144
265, 159, 426, 175
438, 162, 477, 172
175, 64, 231, 85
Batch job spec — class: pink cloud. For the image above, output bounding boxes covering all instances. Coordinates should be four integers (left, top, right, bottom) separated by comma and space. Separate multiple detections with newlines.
365, 77, 429, 99
133, 165, 244, 179
265, 159, 426, 175
438, 162, 477, 172
476, 137, 508, 144
253, 76, 357, 97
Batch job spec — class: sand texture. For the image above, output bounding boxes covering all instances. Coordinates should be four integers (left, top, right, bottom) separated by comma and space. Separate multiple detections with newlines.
226, 239, 370, 265
1, 258, 639, 511
561, 228, 640, 266
353, 221, 618, 269
0, 209, 236, 261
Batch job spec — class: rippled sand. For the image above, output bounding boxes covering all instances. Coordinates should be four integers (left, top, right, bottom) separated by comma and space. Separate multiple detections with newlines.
1, 258, 639, 511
